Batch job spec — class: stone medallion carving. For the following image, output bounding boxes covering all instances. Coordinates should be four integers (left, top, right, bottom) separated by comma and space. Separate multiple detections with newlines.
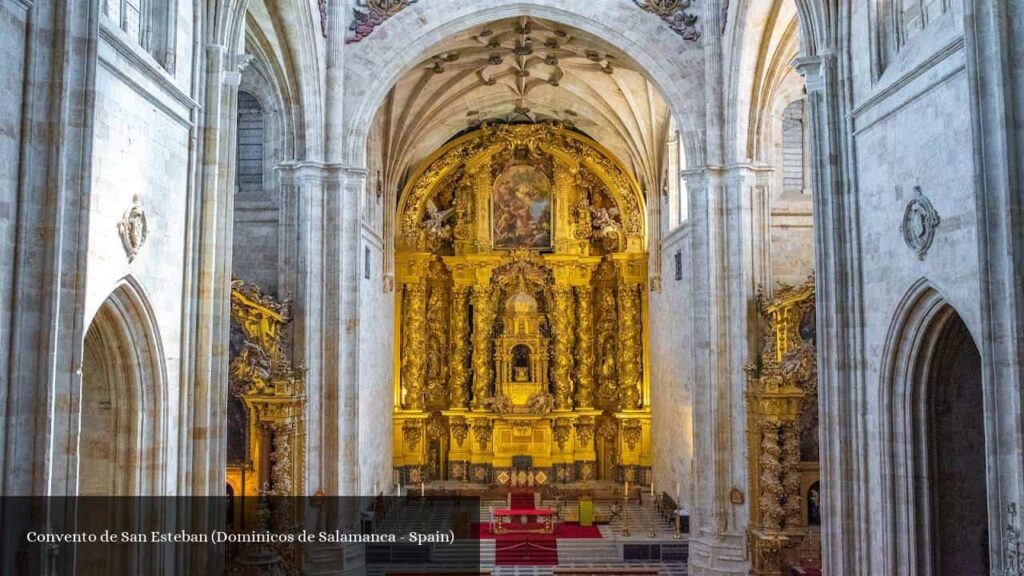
633, 0, 701, 41
899, 186, 940, 260
117, 194, 148, 263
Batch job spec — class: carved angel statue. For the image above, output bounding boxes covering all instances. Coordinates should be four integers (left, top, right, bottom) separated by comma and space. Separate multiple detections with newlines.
590, 205, 621, 231
229, 338, 272, 395
420, 198, 455, 241
484, 394, 513, 415
526, 391, 555, 415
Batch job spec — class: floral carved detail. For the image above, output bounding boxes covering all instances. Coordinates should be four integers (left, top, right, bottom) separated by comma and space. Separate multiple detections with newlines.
552, 417, 573, 450
117, 194, 148, 262
471, 418, 492, 449
899, 186, 941, 260
346, 0, 417, 44
425, 412, 446, 440
403, 421, 423, 450
575, 416, 595, 445
633, 0, 701, 41
621, 419, 642, 450
450, 416, 469, 447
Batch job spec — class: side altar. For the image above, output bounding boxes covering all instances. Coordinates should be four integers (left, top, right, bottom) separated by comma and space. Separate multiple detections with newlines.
392, 123, 653, 487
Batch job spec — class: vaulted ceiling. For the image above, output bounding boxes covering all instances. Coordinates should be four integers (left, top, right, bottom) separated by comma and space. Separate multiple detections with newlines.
372, 16, 673, 196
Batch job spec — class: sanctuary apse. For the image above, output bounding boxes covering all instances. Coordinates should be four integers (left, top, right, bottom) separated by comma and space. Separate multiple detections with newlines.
391, 123, 652, 487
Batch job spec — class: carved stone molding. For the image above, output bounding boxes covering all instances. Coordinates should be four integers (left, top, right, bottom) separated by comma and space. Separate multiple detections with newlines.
117, 194, 148, 263
899, 186, 941, 260
632, 0, 701, 41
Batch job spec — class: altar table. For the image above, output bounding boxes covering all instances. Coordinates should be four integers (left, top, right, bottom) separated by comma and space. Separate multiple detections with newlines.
493, 508, 554, 534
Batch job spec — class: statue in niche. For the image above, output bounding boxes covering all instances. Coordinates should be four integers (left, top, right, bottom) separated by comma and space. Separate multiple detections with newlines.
512, 344, 531, 381
421, 198, 454, 243
425, 335, 443, 379
590, 204, 622, 251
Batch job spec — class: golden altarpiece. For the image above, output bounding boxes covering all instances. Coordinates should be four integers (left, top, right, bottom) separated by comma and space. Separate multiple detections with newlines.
392, 123, 652, 487
744, 278, 820, 576
226, 280, 306, 528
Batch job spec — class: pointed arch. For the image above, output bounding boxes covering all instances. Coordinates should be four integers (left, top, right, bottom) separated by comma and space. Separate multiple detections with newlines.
879, 278, 989, 575
80, 276, 168, 497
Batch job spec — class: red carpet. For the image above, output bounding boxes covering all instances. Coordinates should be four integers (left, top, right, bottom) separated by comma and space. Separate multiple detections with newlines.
471, 522, 602, 539
495, 536, 558, 565
510, 491, 535, 509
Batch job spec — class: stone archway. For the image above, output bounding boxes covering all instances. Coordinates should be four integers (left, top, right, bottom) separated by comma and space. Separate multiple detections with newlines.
79, 278, 167, 497
880, 281, 990, 575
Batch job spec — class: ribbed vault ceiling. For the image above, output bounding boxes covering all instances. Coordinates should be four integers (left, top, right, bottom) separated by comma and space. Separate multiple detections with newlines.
373, 16, 672, 195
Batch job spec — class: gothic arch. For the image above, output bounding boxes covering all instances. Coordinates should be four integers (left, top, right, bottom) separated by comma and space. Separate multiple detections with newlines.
879, 279, 990, 575
341, 0, 708, 169
80, 276, 168, 496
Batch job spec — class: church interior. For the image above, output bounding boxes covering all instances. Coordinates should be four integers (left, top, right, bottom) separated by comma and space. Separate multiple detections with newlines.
1, 0, 1020, 575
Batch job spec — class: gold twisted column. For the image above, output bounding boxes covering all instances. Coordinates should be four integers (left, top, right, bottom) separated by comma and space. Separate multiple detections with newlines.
449, 286, 471, 409
574, 285, 595, 408
401, 283, 427, 410
551, 285, 576, 410
759, 421, 784, 532
471, 286, 495, 409
781, 422, 802, 529
269, 421, 295, 495
617, 282, 642, 410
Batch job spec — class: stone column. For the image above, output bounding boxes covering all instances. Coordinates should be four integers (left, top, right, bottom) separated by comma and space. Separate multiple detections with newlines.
574, 285, 595, 408
471, 286, 496, 409
552, 285, 576, 410
401, 283, 427, 410
616, 282, 643, 410
449, 285, 472, 409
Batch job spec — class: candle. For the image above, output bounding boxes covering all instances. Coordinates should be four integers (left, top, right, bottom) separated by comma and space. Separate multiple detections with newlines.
421, 481, 425, 498
676, 482, 680, 502
651, 482, 655, 496
625, 481, 629, 495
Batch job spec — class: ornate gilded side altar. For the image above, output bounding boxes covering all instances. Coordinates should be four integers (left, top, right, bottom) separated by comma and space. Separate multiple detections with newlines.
745, 277, 820, 576
226, 279, 306, 524
392, 123, 652, 486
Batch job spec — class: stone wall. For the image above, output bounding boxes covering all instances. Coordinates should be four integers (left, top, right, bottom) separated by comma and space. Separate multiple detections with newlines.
649, 224, 695, 511
83, 15, 196, 495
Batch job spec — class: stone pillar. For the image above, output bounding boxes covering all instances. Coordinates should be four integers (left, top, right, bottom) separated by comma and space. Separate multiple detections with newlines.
575, 285, 596, 408
552, 284, 576, 410
401, 283, 427, 410
471, 285, 496, 409
449, 285, 472, 409
616, 282, 642, 410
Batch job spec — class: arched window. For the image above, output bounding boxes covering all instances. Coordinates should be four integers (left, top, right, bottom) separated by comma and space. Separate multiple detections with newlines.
102, 0, 176, 70
781, 99, 809, 197
236, 91, 265, 196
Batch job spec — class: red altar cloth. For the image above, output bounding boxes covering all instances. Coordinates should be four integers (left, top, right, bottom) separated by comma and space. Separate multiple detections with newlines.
495, 508, 554, 516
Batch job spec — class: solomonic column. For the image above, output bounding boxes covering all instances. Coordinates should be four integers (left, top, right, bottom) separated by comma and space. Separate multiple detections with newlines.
574, 285, 595, 408
551, 284, 576, 410
449, 285, 471, 409
401, 282, 427, 410
759, 421, 784, 532
471, 285, 496, 409
617, 282, 643, 410
781, 422, 802, 529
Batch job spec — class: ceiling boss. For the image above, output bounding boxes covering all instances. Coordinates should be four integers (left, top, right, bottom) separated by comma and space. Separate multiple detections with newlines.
392, 122, 652, 487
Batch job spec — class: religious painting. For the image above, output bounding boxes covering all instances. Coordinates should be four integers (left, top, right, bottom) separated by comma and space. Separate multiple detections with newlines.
491, 164, 552, 249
